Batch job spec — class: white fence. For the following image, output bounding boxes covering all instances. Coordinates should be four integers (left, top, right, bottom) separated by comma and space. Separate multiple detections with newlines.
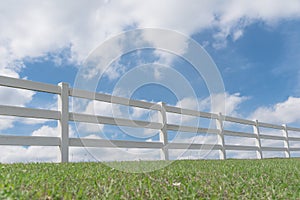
0, 75, 300, 162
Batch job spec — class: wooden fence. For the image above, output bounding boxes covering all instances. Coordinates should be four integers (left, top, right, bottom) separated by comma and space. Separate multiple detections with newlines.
0, 75, 300, 162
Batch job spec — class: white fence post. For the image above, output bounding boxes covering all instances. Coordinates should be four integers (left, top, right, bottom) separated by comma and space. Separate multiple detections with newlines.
253, 120, 263, 159
282, 124, 291, 158
58, 82, 69, 163
216, 113, 226, 160
158, 102, 169, 160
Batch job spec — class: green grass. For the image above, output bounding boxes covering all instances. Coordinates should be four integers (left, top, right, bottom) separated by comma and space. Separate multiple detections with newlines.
0, 158, 300, 199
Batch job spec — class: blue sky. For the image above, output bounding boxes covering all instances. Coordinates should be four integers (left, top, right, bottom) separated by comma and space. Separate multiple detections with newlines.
204, 21, 300, 114
1, 1, 300, 162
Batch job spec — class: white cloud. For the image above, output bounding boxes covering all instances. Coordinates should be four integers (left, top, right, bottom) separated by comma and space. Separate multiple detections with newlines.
250, 96, 300, 124
175, 97, 201, 110
143, 94, 247, 143
0, 116, 15, 131
0, 80, 57, 130
213, 0, 300, 46
31, 125, 76, 138
173, 93, 247, 117
0, 125, 78, 163
213, 93, 248, 116
232, 29, 244, 41
75, 100, 121, 134
31, 125, 60, 137
83, 100, 122, 117
219, 0, 300, 24
69, 147, 161, 163
166, 97, 201, 126
0, 146, 60, 163
0, 124, 162, 163
0, 87, 34, 107
1, 0, 300, 76
226, 151, 258, 159
127, 93, 248, 131
0, 86, 35, 130
224, 136, 256, 146
75, 99, 161, 137
0, 126, 60, 163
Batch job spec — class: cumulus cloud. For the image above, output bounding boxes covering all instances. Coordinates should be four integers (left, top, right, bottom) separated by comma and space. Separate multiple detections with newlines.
0, 125, 78, 163
174, 93, 248, 116
84, 92, 247, 132
0, 116, 15, 131
0, 146, 60, 163
0, 87, 34, 107
1, 0, 300, 75
0, 82, 58, 130
250, 96, 300, 124
0, 126, 60, 163
0, 1, 299, 104
109, 93, 247, 128
0, 123, 161, 163
212, 93, 249, 116
75, 100, 121, 134
0, 86, 35, 130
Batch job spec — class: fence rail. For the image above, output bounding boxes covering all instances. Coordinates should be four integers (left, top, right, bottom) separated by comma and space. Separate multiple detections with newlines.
0, 75, 300, 162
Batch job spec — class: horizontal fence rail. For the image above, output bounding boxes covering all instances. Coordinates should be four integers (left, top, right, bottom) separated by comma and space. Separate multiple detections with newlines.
0, 75, 300, 162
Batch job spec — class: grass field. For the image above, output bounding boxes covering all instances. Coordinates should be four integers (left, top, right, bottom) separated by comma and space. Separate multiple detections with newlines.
0, 158, 299, 199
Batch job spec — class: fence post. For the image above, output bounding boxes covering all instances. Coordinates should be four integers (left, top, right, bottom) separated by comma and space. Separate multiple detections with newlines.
282, 124, 290, 158
158, 102, 169, 160
58, 82, 69, 163
216, 113, 226, 160
253, 120, 263, 159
